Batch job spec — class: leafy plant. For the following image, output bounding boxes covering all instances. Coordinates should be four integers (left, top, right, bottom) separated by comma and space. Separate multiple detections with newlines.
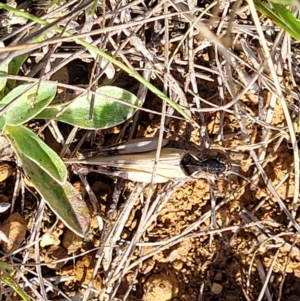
0, 72, 141, 237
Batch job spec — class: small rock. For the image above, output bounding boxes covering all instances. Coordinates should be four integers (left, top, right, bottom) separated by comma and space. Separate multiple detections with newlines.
0, 163, 13, 182
144, 273, 179, 301
211, 282, 223, 295
172, 260, 183, 270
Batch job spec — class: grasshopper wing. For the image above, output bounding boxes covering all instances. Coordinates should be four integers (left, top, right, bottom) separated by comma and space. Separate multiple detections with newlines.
66, 147, 189, 183
82, 138, 171, 156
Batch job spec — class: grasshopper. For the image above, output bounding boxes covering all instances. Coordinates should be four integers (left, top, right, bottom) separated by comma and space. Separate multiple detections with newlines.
65, 138, 231, 183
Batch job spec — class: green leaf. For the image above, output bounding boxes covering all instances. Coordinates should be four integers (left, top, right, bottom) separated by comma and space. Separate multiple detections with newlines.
5, 130, 90, 236
7, 53, 28, 90
1, 274, 31, 301
254, 0, 300, 41
20, 156, 90, 237
5, 125, 67, 184
36, 86, 142, 129
0, 116, 6, 133
272, 3, 300, 38
0, 42, 9, 93
0, 82, 57, 126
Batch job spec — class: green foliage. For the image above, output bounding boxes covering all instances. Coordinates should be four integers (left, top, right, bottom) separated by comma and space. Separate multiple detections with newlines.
0, 43, 9, 94
5, 125, 67, 184
36, 86, 141, 129
5, 135, 90, 236
0, 54, 142, 237
0, 262, 31, 301
0, 82, 57, 126
254, 0, 300, 41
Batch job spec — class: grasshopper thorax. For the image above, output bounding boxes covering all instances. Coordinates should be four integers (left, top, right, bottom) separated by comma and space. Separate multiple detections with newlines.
180, 149, 231, 177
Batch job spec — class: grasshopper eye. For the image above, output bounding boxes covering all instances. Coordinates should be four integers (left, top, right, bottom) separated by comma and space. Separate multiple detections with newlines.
180, 153, 202, 175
